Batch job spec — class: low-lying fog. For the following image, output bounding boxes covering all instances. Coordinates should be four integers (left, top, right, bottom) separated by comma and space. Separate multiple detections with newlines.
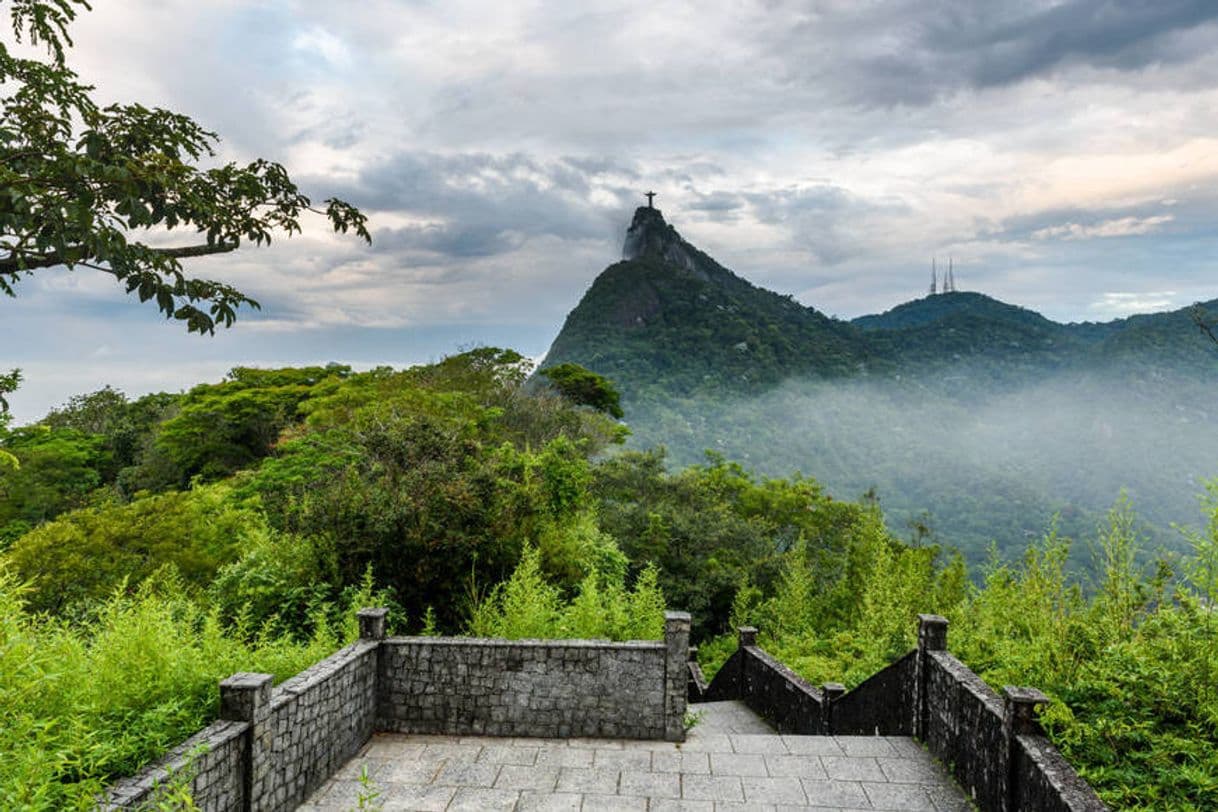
630, 366, 1218, 571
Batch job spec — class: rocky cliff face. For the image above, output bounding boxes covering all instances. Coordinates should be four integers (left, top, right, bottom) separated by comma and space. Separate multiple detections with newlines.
621, 207, 723, 282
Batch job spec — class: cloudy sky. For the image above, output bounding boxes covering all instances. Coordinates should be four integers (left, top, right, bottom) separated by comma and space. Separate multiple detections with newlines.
6, 0, 1218, 422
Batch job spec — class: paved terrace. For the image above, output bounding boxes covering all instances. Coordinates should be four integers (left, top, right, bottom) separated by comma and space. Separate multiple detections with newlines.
301, 701, 973, 811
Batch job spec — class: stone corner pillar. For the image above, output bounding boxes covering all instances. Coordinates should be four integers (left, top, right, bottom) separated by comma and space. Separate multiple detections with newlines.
357, 607, 389, 641
917, 614, 948, 652
663, 611, 692, 742
821, 682, 847, 735
914, 614, 949, 740
1001, 686, 1050, 812
219, 672, 274, 812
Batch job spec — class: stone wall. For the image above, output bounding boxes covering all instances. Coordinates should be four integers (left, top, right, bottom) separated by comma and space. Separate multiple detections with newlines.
829, 650, 916, 736
102, 609, 689, 810
376, 612, 689, 742
735, 628, 827, 735
101, 639, 378, 812
697, 615, 1106, 812
101, 720, 247, 811
1015, 733, 1108, 812
260, 640, 379, 811
922, 650, 1007, 810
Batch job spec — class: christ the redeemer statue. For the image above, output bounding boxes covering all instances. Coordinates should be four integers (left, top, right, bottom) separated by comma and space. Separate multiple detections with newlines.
645, 191, 656, 209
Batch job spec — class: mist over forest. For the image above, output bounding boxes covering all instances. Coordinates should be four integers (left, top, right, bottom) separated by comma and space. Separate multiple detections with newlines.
626, 363, 1218, 569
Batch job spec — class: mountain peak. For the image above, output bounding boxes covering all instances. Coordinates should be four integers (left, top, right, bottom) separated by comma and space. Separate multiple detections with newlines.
621, 205, 704, 272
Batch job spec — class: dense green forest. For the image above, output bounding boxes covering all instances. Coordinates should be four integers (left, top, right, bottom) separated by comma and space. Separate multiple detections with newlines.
2, 350, 1216, 808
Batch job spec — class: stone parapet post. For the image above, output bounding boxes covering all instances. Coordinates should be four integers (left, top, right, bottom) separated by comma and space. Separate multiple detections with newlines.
220, 672, 274, 812
664, 611, 692, 742
357, 607, 389, 727
918, 613, 948, 652
357, 607, 388, 641
821, 682, 846, 734
738, 626, 758, 648
915, 614, 948, 740
1002, 686, 1050, 812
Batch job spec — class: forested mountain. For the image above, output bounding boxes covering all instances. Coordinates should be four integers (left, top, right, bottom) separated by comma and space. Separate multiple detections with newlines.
542, 207, 1218, 564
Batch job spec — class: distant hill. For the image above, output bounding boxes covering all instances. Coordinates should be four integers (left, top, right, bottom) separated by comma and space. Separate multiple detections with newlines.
541, 207, 1218, 567
853, 290, 1061, 333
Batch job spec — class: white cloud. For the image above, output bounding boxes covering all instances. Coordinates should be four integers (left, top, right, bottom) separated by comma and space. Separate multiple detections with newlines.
292, 26, 353, 70
1031, 214, 1175, 241
1089, 291, 1180, 317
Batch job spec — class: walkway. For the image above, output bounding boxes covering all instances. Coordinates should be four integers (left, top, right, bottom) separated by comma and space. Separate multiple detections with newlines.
300, 701, 973, 811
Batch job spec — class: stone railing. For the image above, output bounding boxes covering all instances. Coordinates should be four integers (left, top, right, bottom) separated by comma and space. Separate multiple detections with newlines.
698, 614, 1106, 812
102, 609, 691, 811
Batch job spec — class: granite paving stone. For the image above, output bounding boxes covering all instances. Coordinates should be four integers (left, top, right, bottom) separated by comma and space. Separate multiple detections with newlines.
378, 783, 455, 812
765, 754, 829, 780
383, 757, 444, 785
420, 743, 481, 764
676, 732, 734, 752
836, 735, 898, 757
681, 773, 745, 802
494, 763, 560, 791
431, 761, 499, 787
652, 750, 710, 774
477, 743, 539, 765
618, 768, 680, 799
304, 700, 972, 811
878, 755, 953, 783
800, 778, 871, 808
515, 790, 582, 811
710, 751, 770, 777
782, 735, 846, 756
446, 786, 519, 811
533, 746, 595, 768
580, 793, 647, 811
593, 748, 653, 770
647, 799, 714, 812
821, 754, 887, 782
333, 756, 393, 780
555, 766, 619, 794
863, 780, 938, 810
742, 775, 809, 804
731, 734, 791, 754
884, 735, 930, 758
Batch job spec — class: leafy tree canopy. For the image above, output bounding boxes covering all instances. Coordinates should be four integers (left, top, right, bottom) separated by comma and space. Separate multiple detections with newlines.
539, 362, 624, 418
0, 0, 370, 334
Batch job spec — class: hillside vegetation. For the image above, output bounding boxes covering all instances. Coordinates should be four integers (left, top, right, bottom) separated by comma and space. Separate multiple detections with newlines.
1, 350, 1217, 807
542, 208, 1218, 564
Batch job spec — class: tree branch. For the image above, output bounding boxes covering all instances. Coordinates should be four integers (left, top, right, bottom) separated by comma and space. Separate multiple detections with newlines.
0, 241, 239, 274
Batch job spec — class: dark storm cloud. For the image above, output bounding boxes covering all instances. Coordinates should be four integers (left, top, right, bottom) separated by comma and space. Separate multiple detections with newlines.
305, 152, 654, 262
949, 0, 1218, 87
685, 191, 746, 215
772, 0, 1218, 107
375, 222, 522, 259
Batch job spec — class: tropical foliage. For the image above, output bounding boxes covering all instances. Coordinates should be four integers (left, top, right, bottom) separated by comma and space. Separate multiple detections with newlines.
708, 494, 1218, 809
2, 351, 1216, 808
